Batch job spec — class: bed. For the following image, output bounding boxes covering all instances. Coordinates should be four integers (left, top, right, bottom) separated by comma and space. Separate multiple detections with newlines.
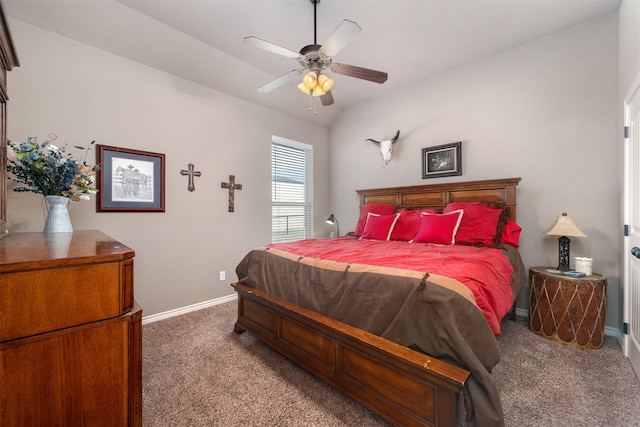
232, 177, 524, 427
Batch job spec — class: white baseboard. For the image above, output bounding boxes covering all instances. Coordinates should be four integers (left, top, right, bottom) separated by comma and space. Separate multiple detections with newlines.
141, 293, 238, 325
605, 326, 624, 347
515, 308, 623, 346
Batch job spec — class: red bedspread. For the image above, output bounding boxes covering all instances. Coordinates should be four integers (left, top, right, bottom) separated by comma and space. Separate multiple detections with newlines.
269, 237, 514, 335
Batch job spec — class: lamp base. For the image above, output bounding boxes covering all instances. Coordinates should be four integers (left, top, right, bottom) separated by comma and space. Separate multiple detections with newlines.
557, 236, 571, 271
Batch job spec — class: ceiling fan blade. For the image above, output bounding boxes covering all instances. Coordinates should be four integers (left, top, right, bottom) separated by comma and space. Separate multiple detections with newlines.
243, 36, 300, 59
319, 20, 362, 58
257, 69, 303, 93
320, 90, 334, 106
331, 63, 388, 84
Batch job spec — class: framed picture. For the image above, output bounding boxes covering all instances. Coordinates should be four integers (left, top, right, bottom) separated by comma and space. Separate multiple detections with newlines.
96, 145, 165, 212
421, 142, 462, 179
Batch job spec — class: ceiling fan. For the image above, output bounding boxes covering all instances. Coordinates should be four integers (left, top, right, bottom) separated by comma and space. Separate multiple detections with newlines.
243, 0, 388, 111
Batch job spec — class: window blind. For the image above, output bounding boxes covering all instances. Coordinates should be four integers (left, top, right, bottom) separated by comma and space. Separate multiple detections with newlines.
272, 140, 312, 243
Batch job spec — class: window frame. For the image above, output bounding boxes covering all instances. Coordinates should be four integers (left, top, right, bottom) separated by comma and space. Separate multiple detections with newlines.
271, 136, 313, 243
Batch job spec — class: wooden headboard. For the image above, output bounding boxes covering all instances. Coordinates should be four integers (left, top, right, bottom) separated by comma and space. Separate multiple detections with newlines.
356, 177, 521, 220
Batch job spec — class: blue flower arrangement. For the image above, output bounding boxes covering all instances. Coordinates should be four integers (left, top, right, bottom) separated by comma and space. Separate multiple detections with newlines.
6, 135, 100, 202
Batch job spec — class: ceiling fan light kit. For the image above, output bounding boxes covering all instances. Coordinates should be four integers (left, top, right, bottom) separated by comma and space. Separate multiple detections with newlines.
298, 71, 334, 96
243, 0, 387, 113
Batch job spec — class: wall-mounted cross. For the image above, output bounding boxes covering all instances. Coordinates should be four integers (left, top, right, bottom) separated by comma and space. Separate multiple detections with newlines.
180, 163, 201, 192
221, 175, 243, 212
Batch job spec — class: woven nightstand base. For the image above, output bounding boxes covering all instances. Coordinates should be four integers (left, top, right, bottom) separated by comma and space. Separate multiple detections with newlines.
529, 268, 607, 349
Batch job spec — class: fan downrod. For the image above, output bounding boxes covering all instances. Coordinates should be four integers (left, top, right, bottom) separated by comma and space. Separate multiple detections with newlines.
309, 0, 320, 45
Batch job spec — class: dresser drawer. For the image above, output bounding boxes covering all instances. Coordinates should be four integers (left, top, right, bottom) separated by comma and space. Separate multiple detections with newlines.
0, 303, 142, 426
0, 259, 133, 342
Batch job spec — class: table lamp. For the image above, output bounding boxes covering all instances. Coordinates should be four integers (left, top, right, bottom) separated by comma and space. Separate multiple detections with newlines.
325, 214, 339, 237
545, 213, 587, 271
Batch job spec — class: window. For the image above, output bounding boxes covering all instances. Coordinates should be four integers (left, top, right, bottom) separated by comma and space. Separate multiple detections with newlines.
272, 137, 313, 243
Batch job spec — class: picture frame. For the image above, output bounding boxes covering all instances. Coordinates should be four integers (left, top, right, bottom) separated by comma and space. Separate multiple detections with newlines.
421, 142, 462, 179
96, 145, 165, 212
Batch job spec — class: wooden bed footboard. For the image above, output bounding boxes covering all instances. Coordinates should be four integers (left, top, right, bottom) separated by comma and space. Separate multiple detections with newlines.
232, 282, 470, 427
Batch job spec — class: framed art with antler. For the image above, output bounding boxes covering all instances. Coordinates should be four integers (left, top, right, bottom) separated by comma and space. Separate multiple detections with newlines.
96, 145, 165, 212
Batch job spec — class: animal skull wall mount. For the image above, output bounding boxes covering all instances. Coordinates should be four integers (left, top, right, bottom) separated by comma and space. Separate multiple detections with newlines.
366, 130, 400, 167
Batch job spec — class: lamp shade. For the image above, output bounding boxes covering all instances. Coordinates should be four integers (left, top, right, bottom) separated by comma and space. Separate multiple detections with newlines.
311, 86, 326, 97
302, 71, 317, 90
545, 213, 587, 237
297, 82, 311, 95
317, 74, 334, 92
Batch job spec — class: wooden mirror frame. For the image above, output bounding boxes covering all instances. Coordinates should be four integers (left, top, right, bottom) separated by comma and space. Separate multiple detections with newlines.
0, 2, 20, 237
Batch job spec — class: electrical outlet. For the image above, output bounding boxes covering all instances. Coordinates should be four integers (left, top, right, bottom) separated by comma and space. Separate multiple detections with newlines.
219, 271, 226, 281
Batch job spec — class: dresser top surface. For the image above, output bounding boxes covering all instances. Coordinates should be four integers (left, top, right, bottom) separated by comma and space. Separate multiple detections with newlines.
0, 230, 134, 271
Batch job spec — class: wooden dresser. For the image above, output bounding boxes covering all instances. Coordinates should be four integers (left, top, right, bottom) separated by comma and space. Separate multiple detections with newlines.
0, 230, 142, 426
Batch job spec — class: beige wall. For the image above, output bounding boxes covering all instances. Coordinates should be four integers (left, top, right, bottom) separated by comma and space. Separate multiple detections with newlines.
619, 0, 640, 93
5, 20, 330, 316
329, 14, 620, 329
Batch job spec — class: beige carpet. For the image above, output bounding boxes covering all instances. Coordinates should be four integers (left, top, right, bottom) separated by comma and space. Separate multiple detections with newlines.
142, 301, 640, 426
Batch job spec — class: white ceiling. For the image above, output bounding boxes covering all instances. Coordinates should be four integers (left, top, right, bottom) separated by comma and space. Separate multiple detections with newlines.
4, 0, 622, 127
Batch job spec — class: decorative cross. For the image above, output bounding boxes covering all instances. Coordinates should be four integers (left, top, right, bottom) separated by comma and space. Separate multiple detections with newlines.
221, 175, 243, 212
180, 163, 202, 192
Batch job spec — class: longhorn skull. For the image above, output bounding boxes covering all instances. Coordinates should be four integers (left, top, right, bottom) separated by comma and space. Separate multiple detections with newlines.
366, 130, 400, 167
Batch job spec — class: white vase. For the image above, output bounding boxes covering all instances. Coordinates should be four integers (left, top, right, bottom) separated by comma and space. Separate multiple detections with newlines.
43, 195, 73, 234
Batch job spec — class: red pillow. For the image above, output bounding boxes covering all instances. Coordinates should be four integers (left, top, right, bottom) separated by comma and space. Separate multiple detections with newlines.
443, 202, 504, 246
411, 210, 464, 245
391, 208, 439, 241
353, 204, 396, 237
500, 219, 522, 248
360, 212, 400, 241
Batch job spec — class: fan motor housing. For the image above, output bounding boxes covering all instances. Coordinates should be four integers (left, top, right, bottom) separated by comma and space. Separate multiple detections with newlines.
299, 44, 331, 71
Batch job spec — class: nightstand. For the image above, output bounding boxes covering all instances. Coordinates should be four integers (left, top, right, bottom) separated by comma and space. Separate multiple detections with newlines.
529, 267, 607, 349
